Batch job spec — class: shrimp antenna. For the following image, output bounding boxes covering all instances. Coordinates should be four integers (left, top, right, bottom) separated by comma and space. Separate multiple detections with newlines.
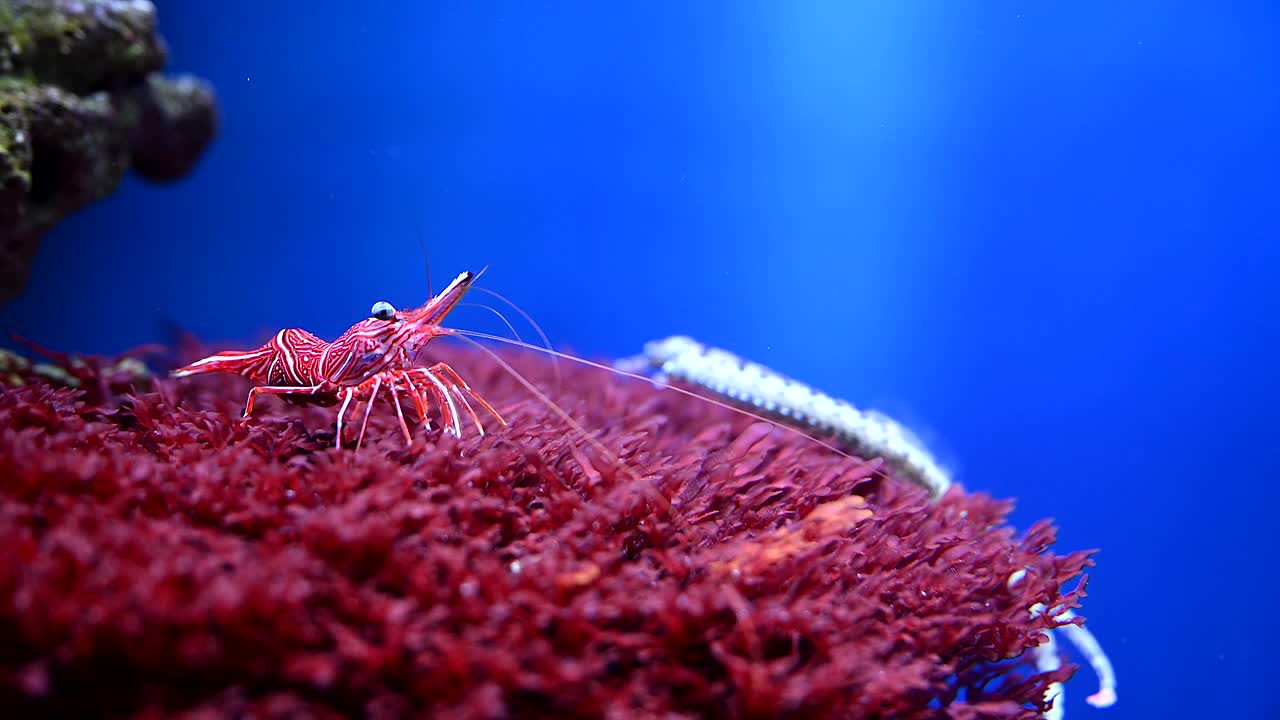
471, 285, 562, 393
447, 332, 693, 536
416, 226, 433, 299
445, 328, 860, 464
459, 302, 526, 346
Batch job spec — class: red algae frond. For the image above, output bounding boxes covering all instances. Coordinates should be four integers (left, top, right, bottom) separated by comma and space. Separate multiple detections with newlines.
0, 340, 1098, 718
710, 493, 873, 577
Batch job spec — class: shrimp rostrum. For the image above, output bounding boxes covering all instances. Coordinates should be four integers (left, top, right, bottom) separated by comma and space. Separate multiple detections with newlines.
171, 271, 504, 447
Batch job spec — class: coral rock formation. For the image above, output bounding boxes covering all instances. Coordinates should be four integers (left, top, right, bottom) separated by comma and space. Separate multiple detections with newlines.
0, 341, 1098, 718
0, 0, 218, 306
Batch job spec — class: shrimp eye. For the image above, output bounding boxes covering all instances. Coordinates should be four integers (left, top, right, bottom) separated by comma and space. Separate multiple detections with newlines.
371, 301, 397, 321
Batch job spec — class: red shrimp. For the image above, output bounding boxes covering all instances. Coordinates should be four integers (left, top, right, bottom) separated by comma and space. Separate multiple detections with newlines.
171, 270, 505, 448
171, 269, 895, 465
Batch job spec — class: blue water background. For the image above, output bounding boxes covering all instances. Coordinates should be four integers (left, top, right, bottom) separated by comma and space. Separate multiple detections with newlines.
4, 3, 1277, 717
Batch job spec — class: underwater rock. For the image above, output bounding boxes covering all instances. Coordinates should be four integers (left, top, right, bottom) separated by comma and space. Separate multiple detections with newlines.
0, 340, 1099, 718
126, 73, 218, 182
3, 333, 156, 400
0, 0, 218, 306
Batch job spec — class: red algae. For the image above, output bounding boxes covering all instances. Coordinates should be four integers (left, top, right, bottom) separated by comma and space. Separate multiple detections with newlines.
0, 341, 1092, 718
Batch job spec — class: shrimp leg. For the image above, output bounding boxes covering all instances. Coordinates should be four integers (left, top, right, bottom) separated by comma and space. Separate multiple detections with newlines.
242, 384, 325, 418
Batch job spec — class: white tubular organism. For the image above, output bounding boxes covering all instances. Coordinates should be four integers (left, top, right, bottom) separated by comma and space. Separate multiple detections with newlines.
621, 335, 1118, 719
621, 335, 953, 499
1009, 569, 1119, 718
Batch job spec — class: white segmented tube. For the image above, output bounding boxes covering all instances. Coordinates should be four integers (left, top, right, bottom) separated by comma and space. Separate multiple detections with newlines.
631, 335, 953, 499
1008, 569, 1119, 718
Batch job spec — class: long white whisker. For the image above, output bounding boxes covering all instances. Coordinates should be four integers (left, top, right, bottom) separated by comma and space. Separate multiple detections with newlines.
448, 333, 689, 521
446, 328, 859, 464
448, 333, 616, 461
415, 227, 433, 299
459, 302, 526, 346
470, 285, 562, 392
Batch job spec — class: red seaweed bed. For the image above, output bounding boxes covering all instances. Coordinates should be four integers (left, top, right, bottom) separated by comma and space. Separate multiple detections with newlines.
0, 341, 1090, 719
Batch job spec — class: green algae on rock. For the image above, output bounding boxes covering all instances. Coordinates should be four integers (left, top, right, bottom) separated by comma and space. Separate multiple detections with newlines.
0, 0, 218, 307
